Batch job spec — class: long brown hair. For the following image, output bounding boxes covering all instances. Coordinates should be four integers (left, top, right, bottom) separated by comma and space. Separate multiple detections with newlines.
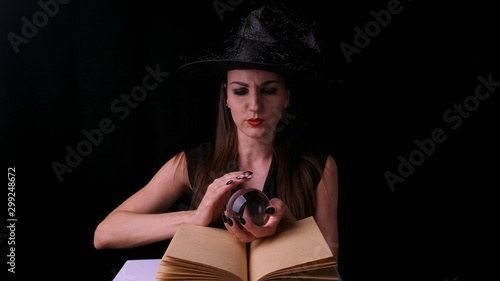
189, 74, 324, 219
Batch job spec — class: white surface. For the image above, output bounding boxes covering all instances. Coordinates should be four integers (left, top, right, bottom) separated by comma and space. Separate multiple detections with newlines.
113, 259, 161, 281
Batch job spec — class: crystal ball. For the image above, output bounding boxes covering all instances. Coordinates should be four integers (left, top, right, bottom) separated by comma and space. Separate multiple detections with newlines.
226, 187, 270, 228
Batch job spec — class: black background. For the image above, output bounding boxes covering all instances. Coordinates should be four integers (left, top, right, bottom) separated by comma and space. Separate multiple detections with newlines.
2, 0, 498, 280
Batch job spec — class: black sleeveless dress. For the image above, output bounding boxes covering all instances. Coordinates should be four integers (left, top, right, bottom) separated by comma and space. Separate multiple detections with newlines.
184, 141, 328, 228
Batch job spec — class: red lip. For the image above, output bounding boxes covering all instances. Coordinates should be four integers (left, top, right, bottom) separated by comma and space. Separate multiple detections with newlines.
247, 118, 263, 126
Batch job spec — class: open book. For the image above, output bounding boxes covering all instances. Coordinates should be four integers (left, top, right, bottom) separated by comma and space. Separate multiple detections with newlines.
156, 216, 340, 281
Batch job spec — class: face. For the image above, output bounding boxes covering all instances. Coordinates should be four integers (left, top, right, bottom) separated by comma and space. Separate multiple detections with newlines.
225, 69, 290, 142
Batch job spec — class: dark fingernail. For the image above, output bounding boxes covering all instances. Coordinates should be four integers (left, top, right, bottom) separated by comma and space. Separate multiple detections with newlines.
239, 217, 246, 225
227, 217, 233, 227
265, 207, 275, 214
243, 171, 253, 176
226, 180, 233, 185
221, 213, 228, 223
236, 176, 242, 179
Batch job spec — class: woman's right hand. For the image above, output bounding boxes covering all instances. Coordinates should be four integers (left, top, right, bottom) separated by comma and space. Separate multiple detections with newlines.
190, 171, 253, 226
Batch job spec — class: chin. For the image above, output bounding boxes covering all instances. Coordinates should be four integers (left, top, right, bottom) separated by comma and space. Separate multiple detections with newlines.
252, 132, 275, 143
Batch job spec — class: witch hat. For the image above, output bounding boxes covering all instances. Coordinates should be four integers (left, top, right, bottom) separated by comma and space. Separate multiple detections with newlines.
177, 4, 335, 85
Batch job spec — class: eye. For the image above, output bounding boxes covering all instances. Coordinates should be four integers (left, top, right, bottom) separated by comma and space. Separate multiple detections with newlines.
261, 88, 277, 95
233, 88, 248, 96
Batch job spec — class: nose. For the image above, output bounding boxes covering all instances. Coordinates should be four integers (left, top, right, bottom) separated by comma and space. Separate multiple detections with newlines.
248, 89, 261, 112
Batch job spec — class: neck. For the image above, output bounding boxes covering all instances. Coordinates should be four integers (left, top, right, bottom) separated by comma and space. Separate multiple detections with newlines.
237, 140, 273, 169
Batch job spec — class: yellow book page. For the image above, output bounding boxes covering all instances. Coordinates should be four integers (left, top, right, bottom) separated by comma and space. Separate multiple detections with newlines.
160, 224, 248, 280
248, 216, 336, 281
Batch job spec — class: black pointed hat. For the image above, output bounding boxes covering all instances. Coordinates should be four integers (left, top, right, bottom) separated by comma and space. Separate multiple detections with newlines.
177, 5, 335, 85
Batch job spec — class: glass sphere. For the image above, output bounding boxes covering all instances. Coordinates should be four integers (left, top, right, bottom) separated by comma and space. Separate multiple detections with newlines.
226, 187, 270, 228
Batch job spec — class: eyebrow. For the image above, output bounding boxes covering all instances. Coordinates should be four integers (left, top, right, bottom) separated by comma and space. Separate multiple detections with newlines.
228, 80, 281, 87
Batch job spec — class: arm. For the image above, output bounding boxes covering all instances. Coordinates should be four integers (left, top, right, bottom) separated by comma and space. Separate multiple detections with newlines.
314, 155, 340, 262
93, 152, 194, 249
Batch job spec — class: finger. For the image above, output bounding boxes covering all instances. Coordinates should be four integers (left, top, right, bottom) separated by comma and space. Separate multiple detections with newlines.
230, 222, 256, 243
267, 198, 284, 216
209, 171, 255, 201
237, 170, 253, 179
237, 217, 261, 233
222, 210, 257, 243
216, 171, 253, 189
239, 214, 279, 239
207, 174, 240, 199
261, 198, 285, 225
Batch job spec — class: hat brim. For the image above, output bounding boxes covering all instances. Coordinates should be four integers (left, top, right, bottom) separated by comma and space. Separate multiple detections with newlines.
177, 60, 301, 81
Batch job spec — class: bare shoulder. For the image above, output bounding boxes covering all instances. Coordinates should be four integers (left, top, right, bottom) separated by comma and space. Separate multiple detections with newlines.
316, 154, 338, 200
323, 154, 338, 178
150, 151, 191, 191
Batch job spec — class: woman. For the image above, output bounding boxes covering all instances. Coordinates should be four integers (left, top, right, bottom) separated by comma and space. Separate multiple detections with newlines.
93, 4, 339, 260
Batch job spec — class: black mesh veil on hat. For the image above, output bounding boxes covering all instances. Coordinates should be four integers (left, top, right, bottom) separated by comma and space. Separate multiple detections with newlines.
177, 5, 335, 85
